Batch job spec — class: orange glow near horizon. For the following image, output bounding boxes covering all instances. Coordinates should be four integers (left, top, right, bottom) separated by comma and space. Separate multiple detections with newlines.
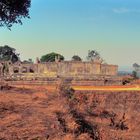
72, 85, 140, 91
13, 84, 140, 92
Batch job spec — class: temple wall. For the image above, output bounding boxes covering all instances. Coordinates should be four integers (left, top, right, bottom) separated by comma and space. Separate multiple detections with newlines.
10, 61, 118, 77
101, 64, 118, 76
30, 62, 103, 77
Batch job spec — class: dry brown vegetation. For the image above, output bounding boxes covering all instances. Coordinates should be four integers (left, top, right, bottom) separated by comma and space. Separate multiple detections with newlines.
0, 84, 140, 140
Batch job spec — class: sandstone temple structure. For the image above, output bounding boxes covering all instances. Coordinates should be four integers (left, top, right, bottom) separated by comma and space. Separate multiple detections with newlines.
0, 60, 122, 85
11, 61, 118, 77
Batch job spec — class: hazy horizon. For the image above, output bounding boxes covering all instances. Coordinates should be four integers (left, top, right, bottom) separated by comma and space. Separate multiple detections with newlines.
0, 0, 140, 69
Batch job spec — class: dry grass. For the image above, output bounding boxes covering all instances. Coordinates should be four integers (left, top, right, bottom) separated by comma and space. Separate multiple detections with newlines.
0, 85, 140, 140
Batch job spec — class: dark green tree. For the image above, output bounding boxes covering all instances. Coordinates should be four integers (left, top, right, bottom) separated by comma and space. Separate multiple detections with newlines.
40, 52, 64, 62
23, 58, 33, 64
0, 0, 31, 29
0, 45, 19, 63
72, 55, 82, 61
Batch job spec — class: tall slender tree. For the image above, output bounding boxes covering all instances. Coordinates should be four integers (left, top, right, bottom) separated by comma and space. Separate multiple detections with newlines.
87, 50, 103, 63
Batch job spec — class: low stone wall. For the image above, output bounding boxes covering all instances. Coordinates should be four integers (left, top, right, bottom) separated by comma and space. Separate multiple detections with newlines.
7, 76, 122, 86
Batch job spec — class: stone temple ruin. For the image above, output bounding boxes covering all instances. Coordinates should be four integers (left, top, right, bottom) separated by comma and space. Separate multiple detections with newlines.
0, 59, 122, 86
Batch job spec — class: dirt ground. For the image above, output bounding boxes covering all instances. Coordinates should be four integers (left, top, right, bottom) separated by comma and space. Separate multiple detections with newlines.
0, 85, 140, 140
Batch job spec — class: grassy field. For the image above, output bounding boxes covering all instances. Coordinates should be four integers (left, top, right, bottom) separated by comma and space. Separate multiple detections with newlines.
0, 85, 140, 140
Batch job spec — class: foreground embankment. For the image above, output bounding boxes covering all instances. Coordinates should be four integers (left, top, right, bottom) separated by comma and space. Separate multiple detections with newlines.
0, 85, 140, 140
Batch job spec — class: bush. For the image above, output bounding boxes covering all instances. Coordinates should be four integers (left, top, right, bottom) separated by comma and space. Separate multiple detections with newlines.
59, 84, 75, 99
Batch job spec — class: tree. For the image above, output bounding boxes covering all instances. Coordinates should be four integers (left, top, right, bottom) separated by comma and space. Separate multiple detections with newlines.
72, 55, 82, 61
133, 63, 140, 71
0, 0, 31, 29
40, 52, 64, 62
23, 58, 33, 64
132, 71, 138, 79
28, 58, 33, 63
87, 50, 103, 63
0, 45, 20, 63
132, 63, 140, 79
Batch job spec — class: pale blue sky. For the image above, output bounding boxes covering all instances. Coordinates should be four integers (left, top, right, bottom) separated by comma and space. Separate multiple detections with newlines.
0, 0, 140, 68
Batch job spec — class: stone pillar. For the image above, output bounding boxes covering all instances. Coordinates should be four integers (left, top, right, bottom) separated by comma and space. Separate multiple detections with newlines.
36, 57, 40, 64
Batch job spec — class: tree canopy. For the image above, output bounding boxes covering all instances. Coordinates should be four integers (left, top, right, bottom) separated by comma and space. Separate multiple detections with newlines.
40, 52, 64, 62
133, 63, 140, 69
0, 0, 31, 29
0, 45, 19, 63
23, 58, 33, 64
72, 55, 82, 61
87, 50, 103, 63
132, 63, 140, 79
132, 71, 138, 79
